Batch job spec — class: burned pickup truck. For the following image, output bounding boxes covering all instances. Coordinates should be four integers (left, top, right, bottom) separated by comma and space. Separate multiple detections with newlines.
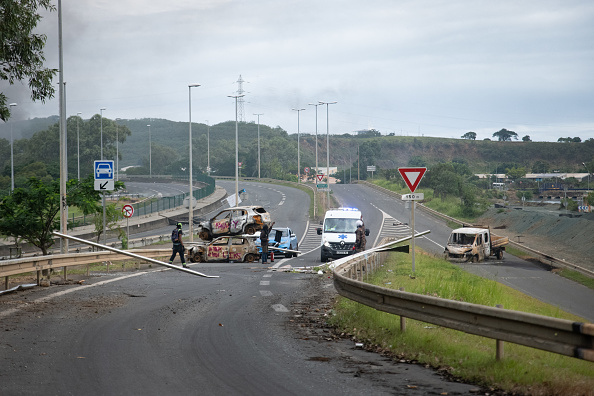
197, 206, 272, 241
444, 226, 508, 262
187, 236, 261, 263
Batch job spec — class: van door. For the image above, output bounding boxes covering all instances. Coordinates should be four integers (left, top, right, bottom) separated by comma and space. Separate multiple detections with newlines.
482, 231, 490, 258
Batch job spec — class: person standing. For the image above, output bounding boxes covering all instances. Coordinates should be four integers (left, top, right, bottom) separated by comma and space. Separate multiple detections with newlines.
169, 222, 188, 268
355, 220, 366, 253
260, 222, 275, 264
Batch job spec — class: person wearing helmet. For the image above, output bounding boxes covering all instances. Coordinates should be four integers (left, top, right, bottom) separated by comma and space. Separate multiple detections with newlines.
355, 219, 366, 253
169, 222, 187, 268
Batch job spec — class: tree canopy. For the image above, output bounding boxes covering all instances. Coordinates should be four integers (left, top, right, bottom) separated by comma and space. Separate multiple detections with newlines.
0, 0, 57, 121
492, 129, 518, 141
461, 131, 476, 140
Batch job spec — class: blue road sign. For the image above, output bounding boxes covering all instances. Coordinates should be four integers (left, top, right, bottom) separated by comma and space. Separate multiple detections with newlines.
94, 160, 114, 180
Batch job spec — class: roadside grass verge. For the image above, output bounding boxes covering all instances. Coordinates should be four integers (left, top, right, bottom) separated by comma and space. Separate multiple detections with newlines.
328, 249, 594, 395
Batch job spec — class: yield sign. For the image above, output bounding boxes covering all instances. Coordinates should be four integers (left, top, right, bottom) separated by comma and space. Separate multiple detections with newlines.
317, 174, 324, 182
398, 167, 427, 193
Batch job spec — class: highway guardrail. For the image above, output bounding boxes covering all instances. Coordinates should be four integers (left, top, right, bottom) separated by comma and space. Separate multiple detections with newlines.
330, 244, 594, 362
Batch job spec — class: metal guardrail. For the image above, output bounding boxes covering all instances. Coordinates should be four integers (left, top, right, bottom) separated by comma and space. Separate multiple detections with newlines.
359, 181, 594, 278
330, 243, 594, 362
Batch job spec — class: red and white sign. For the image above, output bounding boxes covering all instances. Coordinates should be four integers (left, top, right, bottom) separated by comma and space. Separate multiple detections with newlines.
122, 204, 134, 218
316, 174, 324, 182
304, 167, 310, 174
398, 167, 427, 193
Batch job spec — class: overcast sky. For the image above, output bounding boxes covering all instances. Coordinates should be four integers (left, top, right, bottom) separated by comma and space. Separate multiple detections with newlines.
4, 0, 594, 142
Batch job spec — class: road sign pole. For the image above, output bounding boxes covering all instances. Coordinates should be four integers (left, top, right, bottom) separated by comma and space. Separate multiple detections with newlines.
411, 200, 416, 276
126, 216, 129, 248
102, 192, 106, 247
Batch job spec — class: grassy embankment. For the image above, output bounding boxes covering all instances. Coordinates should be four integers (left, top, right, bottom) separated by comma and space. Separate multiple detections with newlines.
329, 250, 594, 395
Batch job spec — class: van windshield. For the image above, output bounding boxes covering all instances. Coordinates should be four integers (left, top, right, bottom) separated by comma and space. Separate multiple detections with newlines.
324, 218, 358, 233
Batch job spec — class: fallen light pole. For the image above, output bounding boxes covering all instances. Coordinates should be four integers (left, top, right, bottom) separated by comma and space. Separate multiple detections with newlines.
53, 232, 219, 278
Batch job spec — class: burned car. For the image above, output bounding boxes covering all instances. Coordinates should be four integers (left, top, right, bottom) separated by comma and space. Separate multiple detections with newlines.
197, 206, 272, 241
187, 236, 261, 263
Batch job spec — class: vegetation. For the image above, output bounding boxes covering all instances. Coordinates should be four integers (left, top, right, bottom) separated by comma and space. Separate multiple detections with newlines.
0, 176, 124, 255
328, 250, 594, 394
0, 0, 57, 121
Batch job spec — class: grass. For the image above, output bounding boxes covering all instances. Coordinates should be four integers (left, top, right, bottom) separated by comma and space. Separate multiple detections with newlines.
328, 249, 594, 395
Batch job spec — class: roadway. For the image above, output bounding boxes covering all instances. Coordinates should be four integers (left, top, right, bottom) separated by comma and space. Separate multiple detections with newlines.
1, 181, 593, 395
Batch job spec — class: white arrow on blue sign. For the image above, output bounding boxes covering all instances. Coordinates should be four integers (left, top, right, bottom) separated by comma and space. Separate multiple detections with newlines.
94, 160, 114, 180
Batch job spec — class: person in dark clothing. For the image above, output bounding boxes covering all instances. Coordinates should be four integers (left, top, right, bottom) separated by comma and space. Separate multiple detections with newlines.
169, 222, 187, 268
260, 222, 275, 264
355, 220, 366, 253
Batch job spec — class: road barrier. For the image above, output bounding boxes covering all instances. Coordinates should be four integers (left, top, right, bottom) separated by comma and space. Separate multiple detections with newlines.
330, 241, 594, 362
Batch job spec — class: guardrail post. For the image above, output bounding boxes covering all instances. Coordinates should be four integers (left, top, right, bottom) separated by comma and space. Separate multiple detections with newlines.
63, 266, 67, 281
4, 276, 8, 290
399, 287, 406, 332
496, 304, 504, 360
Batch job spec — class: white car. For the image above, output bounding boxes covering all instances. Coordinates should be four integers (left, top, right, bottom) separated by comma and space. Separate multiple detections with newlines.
197, 206, 272, 241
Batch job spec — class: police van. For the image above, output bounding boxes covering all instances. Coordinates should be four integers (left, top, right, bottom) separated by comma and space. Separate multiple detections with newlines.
317, 207, 369, 262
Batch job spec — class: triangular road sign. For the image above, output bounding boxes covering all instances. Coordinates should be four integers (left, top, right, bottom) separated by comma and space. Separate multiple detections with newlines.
317, 174, 324, 182
398, 167, 427, 193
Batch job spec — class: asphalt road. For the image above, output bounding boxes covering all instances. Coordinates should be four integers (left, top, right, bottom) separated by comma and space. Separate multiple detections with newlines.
1, 181, 592, 395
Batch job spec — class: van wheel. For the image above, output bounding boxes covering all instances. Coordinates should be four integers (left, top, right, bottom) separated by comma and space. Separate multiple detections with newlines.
496, 250, 504, 260
471, 255, 479, 263
244, 254, 256, 263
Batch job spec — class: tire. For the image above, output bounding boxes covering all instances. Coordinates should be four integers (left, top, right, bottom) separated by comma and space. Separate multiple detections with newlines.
198, 230, 211, 241
496, 249, 504, 260
320, 255, 327, 263
294, 244, 298, 257
471, 255, 479, 263
244, 253, 256, 263
245, 225, 256, 235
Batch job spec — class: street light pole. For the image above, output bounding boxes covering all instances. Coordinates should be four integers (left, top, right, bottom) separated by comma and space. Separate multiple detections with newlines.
292, 108, 305, 183
319, 101, 337, 205
228, 94, 244, 207
115, 118, 121, 181
253, 114, 263, 179
206, 120, 211, 177
100, 108, 106, 160
188, 84, 200, 242
77, 112, 81, 180
308, 103, 319, 177
147, 124, 152, 177
9, 103, 17, 191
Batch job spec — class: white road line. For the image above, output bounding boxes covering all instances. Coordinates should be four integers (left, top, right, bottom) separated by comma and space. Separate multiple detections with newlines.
260, 280, 270, 286
272, 304, 288, 312
260, 290, 273, 296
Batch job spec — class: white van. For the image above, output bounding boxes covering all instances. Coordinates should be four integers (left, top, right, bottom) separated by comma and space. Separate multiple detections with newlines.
317, 207, 369, 262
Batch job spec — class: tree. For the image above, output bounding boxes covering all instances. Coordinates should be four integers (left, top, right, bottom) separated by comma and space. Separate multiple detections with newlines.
1, 0, 57, 121
522, 135, 531, 142
492, 129, 518, 141
461, 131, 477, 140
505, 166, 527, 180
0, 176, 123, 255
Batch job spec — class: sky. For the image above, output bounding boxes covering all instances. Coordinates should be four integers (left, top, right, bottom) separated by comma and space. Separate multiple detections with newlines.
3, 0, 594, 142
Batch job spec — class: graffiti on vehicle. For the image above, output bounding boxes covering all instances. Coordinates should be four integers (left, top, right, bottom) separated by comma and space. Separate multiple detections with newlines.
213, 220, 230, 233
229, 251, 242, 260
231, 219, 241, 230
208, 245, 228, 259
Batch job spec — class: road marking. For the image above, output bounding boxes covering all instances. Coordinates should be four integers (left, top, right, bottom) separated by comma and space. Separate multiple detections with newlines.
272, 304, 288, 312
260, 290, 273, 296
263, 274, 272, 278
260, 280, 270, 286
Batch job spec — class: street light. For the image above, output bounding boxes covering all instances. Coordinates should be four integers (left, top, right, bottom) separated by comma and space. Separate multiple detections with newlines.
115, 118, 121, 181
292, 108, 305, 183
76, 112, 81, 180
308, 103, 320, 178
583, 162, 590, 191
147, 124, 152, 177
9, 103, 17, 191
100, 108, 106, 160
319, 101, 337, 203
253, 114, 263, 179
188, 84, 200, 242
228, 94, 244, 207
